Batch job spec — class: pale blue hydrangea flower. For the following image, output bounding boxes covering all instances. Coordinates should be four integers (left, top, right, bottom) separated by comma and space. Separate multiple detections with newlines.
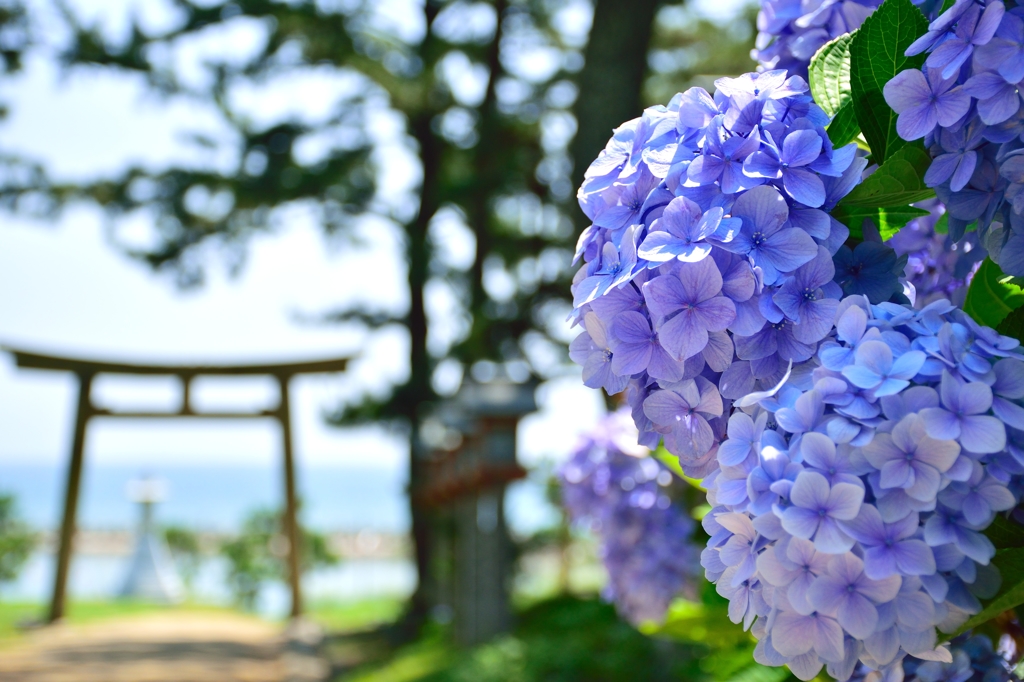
699, 297, 1024, 681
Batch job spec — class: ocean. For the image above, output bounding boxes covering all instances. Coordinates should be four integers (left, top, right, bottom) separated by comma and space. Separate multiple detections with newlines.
0, 459, 557, 610
0, 461, 411, 533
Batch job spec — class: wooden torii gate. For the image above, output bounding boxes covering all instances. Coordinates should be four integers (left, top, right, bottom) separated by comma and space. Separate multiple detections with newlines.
2, 346, 349, 623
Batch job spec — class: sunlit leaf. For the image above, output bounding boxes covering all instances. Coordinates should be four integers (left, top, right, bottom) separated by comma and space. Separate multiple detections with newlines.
964, 258, 1024, 329
849, 0, 928, 163
839, 143, 934, 208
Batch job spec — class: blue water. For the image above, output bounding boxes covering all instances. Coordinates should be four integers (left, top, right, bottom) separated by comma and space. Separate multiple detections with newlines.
0, 460, 557, 609
0, 461, 558, 534
0, 461, 410, 532
4, 552, 417, 612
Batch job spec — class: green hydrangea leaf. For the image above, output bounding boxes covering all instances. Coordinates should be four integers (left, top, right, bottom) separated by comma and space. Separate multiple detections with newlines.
831, 204, 929, 240
810, 34, 855, 117
948, 548, 1024, 636
985, 514, 1024, 550
809, 34, 863, 145
997, 304, 1024, 342
827, 101, 862, 147
963, 257, 1024, 329
839, 143, 934, 207
849, 0, 928, 163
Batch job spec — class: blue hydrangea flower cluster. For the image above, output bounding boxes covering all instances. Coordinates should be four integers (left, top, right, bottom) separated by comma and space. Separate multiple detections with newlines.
889, 201, 986, 308
751, 0, 956, 77
559, 409, 703, 625
568, 71, 904, 478
847, 632, 1020, 682
751, 0, 992, 308
884, 1, 1024, 274
700, 295, 1023, 681
753, 0, 884, 76
898, 633, 1020, 682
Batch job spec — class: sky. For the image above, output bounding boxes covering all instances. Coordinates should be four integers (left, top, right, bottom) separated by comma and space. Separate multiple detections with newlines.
0, 1, 608, 481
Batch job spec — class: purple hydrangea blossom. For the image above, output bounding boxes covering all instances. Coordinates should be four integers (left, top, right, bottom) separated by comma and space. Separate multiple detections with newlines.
744, 127, 830, 206
886, 1, 1024, 276
559, 409, 703, 625
889, 203, 986, 309
637, 198, 733, 264
569, 312, 630, 395
721, 184, 820, 285
570, 70, 863, 476
569, 46, 1024, 682
842, 506, 937, 579
752, 0, 884, 77
773, 247, 842, 343
842, 340, 927, 396
845, 632, 1020, 682
919, 372, 1007, 453
806, 552, 902, 639
781, 470, 865, 552
610, 311, 686, 381
833, 241, 909, 304
643, 376, 724, 466
884, 67, 972, 141
643, 257, 737, 361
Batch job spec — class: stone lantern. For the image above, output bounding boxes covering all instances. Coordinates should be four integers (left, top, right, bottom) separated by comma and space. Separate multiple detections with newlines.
416, 375, 536, 645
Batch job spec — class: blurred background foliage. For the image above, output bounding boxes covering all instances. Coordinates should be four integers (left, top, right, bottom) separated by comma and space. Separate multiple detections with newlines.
221, 506, 339, 610
0, 494, 36, 587
332, 590, 792, 682
163, 525, 202, 589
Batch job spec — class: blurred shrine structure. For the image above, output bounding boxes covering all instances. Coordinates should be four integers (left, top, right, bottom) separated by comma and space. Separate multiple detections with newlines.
414, 377, 537, 646
1, 346, 349, 623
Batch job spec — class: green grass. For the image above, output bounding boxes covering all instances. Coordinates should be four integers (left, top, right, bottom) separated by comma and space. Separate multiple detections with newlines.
307, 597, 404, 632
343, 630, 453, 682
0, 602, 43, 642
333, 596, 709, 682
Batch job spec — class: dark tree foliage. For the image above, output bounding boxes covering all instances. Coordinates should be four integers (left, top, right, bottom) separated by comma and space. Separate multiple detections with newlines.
0, 0, 43, 194
644, 3, 758, 104
0, 0, 27, 77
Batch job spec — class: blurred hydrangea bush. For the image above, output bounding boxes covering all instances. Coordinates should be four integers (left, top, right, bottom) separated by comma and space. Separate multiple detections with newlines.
559, 409, 703, 625
565, 0, 1024, 678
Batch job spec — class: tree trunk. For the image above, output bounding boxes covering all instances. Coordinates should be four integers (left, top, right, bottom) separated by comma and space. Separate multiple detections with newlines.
465, 0, 508, 361
569, 0, 661, 208
402, 109, 442, 635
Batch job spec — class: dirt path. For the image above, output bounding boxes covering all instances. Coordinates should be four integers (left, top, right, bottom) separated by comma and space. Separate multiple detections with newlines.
0, 612, 328, 682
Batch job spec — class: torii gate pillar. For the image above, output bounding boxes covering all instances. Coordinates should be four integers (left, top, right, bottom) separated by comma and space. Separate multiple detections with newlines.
50, 371, 93, 622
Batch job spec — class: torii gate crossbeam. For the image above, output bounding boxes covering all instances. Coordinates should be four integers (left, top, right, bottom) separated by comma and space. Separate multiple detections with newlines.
1, 346, 350, 623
